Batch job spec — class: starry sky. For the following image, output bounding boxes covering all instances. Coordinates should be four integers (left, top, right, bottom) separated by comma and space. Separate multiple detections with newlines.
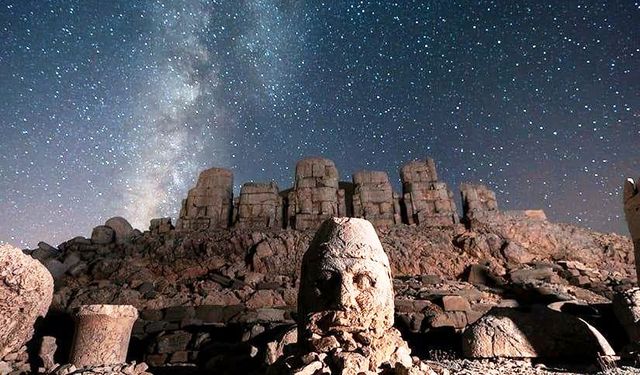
1, 1, 638, 248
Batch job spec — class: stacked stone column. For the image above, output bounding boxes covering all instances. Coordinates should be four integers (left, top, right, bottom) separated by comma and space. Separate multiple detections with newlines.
287, 157, 345, 230
176, 168, 233, 230
400, 158, 459, 226
235, 182, 283, 228
460, 183, 498, 220
69, 304, 138, 367
352, 171, 400, 227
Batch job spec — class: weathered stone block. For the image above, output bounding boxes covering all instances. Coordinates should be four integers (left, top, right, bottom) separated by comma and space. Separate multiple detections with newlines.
441, 295, 471, 312
157, 331, 192, 354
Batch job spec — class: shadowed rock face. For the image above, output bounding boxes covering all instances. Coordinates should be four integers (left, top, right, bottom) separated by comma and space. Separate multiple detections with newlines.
624, 178, 640, 280
297, 217, 394, 339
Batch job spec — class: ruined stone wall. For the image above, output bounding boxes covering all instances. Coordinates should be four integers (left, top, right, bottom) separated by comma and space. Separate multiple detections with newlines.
171, 157, 528, 231
400, 159, 459, 226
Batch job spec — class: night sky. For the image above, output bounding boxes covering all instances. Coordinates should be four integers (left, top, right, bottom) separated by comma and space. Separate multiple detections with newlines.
1, 1, 638, 248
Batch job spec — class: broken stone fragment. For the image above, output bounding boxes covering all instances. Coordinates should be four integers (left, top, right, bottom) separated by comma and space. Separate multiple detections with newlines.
39, 336, 57, 371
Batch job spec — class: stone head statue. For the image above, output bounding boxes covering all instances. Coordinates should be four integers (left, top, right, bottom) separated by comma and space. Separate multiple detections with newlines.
297, 217, 394, 339
624, 177, 640, 281
624, 178, 640, 241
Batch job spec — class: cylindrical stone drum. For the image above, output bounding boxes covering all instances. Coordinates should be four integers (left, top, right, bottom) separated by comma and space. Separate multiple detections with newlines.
69, 304, 138, 367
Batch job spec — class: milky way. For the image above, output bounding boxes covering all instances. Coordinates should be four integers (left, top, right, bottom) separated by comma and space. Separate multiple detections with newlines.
1, 1, 638, 247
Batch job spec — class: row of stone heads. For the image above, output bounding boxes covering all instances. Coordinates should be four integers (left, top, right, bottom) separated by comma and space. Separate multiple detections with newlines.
175, 157, 500, 231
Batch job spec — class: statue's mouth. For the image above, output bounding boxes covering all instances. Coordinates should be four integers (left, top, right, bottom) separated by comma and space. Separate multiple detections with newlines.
307, 311, 368, 334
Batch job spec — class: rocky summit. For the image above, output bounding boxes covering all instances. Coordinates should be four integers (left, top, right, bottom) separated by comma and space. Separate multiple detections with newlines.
1, 157, 639, 375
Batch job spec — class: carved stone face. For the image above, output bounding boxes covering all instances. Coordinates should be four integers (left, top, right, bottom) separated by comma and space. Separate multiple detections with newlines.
298, 218, 394, 337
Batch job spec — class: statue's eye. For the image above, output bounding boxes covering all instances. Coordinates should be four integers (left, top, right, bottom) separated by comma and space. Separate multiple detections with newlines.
353, 273, 375, 289
315, 271, 337, 292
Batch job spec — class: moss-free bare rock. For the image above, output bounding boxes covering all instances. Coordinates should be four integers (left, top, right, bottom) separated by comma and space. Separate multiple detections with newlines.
0, 244, 54, 357
462, 306, 613, 358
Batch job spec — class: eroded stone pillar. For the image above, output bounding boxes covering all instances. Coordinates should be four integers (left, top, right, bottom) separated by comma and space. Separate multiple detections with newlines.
460, 183, 498, 220
352, 170, 400, 227
176, 167, 234, 230
69, 304, 138, 367
400, 158, 459, 226
288, 157, 341, 230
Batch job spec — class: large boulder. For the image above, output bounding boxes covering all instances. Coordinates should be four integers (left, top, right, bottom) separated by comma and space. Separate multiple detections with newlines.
0, 244, 54, 357
462, 306, 613, 358
104, 217, 134, 243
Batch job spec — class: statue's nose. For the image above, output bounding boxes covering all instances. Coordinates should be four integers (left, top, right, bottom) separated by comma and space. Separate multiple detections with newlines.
333, 280, 357, 311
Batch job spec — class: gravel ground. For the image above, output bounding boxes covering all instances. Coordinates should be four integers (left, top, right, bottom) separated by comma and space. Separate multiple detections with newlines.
425, 358, 640, 375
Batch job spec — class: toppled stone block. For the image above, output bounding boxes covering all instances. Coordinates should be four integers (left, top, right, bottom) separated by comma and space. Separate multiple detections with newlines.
0, 244, 54, 358
33, 241, 60, 261
441, 295, 470, 312
163, 306, 195, 322
157, 331, 192, 354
